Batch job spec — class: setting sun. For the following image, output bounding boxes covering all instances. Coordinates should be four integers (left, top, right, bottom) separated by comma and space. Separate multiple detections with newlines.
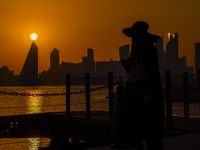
30, 33, 37, 40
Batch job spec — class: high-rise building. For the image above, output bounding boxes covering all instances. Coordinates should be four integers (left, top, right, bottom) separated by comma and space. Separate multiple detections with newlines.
87, 48, 95, 75
179, 56, 186, 70
50, 48, 59, 70
82, 48, 95, 76
18, 42, 38, 86
195, 42, 200, 74
88, 48, 94, 62
0, 66, 14, 86
165, 33, 179, 74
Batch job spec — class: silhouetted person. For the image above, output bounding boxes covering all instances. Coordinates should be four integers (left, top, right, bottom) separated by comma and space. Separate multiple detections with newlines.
111, 21, 165, 149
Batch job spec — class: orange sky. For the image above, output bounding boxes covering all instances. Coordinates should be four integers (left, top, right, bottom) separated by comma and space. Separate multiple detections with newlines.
0, 0, 200, 75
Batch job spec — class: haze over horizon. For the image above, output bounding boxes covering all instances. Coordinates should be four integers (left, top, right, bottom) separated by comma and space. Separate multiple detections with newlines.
0, 0, 200, 75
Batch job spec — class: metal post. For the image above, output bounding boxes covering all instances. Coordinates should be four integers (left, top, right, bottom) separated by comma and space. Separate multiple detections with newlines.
183, 72, 189, 118
85, 73, 90, 119
198, 69, 200, 109
66, 74, 70, 117
165, 70, 173, 127
108, 72, 113, 121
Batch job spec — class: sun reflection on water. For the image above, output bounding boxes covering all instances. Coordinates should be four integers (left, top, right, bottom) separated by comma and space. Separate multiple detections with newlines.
26, 96, 42, 114
26, 90, 43, 114
26, 89, 43, 149
27, 138, 41, 150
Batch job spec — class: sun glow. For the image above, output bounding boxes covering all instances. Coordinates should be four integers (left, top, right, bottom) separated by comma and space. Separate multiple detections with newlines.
168, 33, 171, 41
30, 33, 37, 40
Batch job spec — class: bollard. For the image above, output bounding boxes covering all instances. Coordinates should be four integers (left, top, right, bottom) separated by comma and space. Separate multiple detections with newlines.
165, 70, 173, 128
183, 72, 189, 118
85, 73, 90, 119
198, 69, 200, 109
108, 72, 113, 122
66, 74, 70, 117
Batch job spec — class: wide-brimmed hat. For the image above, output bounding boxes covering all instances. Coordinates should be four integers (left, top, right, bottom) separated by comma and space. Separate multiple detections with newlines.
123, 21, 160, 43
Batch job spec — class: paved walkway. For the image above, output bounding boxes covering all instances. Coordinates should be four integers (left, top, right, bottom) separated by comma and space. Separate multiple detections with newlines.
85, 132, 200, 150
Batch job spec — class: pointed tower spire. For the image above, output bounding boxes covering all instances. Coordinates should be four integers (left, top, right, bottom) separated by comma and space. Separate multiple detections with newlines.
18, 41, 38, 86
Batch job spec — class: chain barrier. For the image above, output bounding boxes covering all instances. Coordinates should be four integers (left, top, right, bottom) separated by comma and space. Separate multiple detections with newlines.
0, 82, 119, 110
0, 91, 66, 97
0, 82, 119, 97
0, 82, 199, 96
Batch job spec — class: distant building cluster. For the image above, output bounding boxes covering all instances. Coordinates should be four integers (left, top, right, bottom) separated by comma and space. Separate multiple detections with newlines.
1, 33, 200, 86
0, 66, 17, 86
39, 47, 127, 85
156, 33, 194, 75
195, 42, 200, 74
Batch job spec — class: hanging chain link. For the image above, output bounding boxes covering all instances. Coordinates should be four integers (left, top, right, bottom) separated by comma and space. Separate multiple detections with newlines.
0, 91, 66, 96
0, 82, 119, 97
1, 81, 199, 96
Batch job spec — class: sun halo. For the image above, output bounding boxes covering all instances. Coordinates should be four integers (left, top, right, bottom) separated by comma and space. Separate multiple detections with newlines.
30, 33, 37, 40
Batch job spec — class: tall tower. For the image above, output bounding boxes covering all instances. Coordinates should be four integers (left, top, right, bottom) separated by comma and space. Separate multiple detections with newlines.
87, 48, 95, 75
82, 48, 95, 76
88, 48, 94, 62
165, 33, 179, 74
195, 43, 200, 74
18, 42, 38, 86
50, 48, 59, 70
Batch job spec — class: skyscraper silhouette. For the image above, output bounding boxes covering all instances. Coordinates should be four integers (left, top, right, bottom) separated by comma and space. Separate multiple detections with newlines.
48, 48, 60, 85
195, 43, 200, 74
165, 33, 179, 74
82, 48, 95, 76
87, 48, 95, 75
18, 41, 38, 86
50, 48, 59, 70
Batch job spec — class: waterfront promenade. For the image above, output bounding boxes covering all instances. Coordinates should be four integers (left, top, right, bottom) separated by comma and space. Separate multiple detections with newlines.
85, 132, 200, 150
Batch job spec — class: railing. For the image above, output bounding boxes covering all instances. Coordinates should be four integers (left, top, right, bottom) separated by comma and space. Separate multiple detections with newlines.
0, 72, 120, 119
0, 71, 200, 122
163, 70, 200, 127
65, 72, 118, 120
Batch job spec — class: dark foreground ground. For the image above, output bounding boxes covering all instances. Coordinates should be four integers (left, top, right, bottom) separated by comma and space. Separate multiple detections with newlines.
38, 123, 200, 150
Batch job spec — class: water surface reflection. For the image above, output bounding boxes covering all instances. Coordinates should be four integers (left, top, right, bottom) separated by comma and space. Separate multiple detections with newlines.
26, 89, 43, 114
26, 90, 43, 149
28, 138, 41, 150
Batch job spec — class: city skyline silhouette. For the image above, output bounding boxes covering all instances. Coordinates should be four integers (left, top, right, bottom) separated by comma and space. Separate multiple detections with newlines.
1, 32, 200, 86
0, 0, 200, 75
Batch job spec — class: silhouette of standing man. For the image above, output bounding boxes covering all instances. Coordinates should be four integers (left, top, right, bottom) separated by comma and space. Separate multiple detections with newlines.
119, 21, 165, 150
